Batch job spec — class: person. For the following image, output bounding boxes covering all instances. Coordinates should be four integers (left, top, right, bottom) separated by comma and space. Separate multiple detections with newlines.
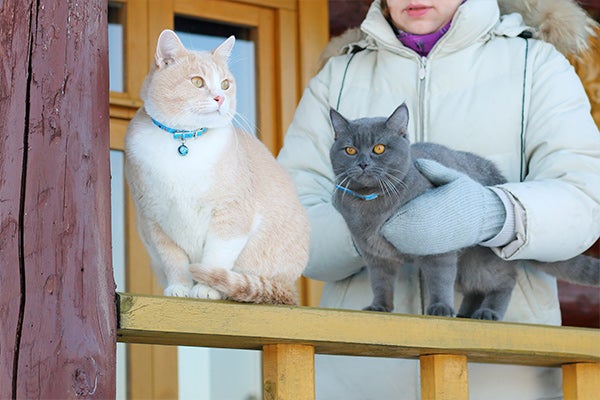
277, 0, 600, 398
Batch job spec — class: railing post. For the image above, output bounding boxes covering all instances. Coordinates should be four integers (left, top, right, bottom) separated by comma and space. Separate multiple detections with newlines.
562, 363, 600, 400
263, 344, 315, 400
420, 354, 469, 400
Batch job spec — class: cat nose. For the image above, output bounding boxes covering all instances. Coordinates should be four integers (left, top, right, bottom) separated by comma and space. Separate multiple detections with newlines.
359, 162, 369, 170
214, 95, 224, 106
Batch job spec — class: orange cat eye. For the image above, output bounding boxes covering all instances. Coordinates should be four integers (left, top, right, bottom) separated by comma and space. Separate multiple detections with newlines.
373, 144, 385, 154
345, 147, 357, 155
191, 76, 205, 88
221, 79, 230, 90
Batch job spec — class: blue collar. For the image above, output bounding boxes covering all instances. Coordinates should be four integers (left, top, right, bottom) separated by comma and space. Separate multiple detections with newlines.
335, 184, 378, 201
150, 117, 207, 156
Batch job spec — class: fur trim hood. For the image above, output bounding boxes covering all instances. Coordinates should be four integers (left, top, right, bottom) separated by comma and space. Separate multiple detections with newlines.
319, 0, 598, 68
498, 0, 598, 55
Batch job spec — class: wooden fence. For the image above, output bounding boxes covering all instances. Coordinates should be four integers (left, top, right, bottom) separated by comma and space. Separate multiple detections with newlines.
117, 293, 600, 400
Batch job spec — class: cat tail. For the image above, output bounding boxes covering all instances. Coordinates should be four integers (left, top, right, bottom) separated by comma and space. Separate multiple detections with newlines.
189, 264, 299, 305
530, 255, 600, 286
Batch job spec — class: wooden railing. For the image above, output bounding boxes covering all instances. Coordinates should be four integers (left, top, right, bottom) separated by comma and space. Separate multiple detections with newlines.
117, 293, 600, 400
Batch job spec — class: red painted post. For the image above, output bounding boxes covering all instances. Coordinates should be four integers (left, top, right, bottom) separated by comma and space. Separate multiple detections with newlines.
0, 1, 115, 398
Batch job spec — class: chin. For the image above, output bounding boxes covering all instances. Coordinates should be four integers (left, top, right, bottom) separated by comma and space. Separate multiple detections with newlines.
190, 110, 231, 128
399, 20, 441, 35
206, 115, 233, 128
352, 176, 378, 188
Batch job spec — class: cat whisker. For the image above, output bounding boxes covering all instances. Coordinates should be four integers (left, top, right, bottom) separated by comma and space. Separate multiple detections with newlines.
335, 171, 354, 187
337, 175, 376, 203
379, 177, 400, 203
378, 179, 386, 192
378, 173, 405, 205
335, 176, 354, 202
383, 172, 408, 190
371, 167, 407, 190
370, 167, 408, 192
385, 167, 411, 177
232, 112, 259, 137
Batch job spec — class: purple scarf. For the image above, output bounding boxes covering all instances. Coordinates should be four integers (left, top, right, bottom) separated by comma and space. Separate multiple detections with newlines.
396, 21, 452, 57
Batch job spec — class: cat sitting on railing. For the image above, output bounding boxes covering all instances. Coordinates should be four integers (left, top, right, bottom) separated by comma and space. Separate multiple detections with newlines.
124, 30, 309, 305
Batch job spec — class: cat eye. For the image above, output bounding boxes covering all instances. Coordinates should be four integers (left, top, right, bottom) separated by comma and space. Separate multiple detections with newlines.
221, 79, 230, 90
345, 147, 357, 155
191, 76, 205, 88
373, 144, 386, 154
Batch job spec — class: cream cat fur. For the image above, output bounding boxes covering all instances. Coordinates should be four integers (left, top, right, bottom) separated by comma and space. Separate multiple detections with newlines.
124, 30, 309, 304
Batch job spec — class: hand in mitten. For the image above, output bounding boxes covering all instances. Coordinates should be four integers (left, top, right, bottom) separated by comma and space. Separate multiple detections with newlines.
381, 159, 506, 255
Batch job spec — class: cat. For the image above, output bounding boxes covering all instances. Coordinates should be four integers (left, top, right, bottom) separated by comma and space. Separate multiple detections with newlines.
124, 30, 310, 305
329, 103, 600, 320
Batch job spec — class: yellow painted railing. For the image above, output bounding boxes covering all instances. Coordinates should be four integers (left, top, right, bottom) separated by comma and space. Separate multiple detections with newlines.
117, 293, 600, 400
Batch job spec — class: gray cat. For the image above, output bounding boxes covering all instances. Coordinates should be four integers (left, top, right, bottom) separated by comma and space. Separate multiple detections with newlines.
329, 104, 600, 320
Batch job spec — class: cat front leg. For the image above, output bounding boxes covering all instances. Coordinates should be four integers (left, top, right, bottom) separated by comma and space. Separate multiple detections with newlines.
139, 219, 194, 297
456, 292, 484, 318
363, 258, 399, 312
471, 288, 513, 321
189, 232, 249, 299
189, 282, 222, 300
416, 254, 458, 317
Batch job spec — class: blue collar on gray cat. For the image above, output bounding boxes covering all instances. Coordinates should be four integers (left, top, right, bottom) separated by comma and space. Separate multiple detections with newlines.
150, 117, 207, 156
335, 184, 379, 201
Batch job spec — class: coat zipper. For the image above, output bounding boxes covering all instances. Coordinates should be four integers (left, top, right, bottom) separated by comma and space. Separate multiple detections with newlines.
417, 56, 428, 143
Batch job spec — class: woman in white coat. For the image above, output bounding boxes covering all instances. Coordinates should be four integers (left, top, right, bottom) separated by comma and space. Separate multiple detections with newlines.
277, 0, 600, 398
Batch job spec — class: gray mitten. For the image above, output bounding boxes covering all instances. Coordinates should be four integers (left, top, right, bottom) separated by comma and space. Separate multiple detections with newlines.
381, 159, 506, 255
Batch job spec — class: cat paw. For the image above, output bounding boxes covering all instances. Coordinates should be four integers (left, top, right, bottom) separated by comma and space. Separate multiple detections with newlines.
426, 303, 455, 317
363, 304, 393, 312
164, 284, 191, 297
190, 283, 223, 300
471, 308, 501, 321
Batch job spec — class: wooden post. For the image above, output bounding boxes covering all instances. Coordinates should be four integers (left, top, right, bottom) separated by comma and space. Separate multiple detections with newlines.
562, 363, 600, 400
263, 344, 315, 400
0, 1, 31, 396
0, 1, 115, 398
420, 354, 469, 400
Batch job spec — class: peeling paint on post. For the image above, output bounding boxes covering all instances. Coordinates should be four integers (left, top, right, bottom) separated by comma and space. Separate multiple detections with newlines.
0, 1, 115, 398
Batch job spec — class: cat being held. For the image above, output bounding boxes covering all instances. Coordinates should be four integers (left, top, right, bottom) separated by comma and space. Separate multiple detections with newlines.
124, 30, 309, 304
330, 104, 599, 320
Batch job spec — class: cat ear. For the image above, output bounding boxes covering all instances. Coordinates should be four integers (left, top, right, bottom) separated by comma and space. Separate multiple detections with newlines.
329, 108, 349, 140
386, 103, 409, 137
213, 36, 235, 61
155, 29, 186, 68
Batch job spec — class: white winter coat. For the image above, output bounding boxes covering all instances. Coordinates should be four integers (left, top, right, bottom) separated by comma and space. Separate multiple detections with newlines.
277, 0, 600, 399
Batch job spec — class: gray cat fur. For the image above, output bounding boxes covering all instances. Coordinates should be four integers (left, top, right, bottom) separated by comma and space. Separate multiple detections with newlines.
329, 104, 600, 320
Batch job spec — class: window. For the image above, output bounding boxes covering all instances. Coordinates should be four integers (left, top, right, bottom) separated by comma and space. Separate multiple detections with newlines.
108, 3, 125, 92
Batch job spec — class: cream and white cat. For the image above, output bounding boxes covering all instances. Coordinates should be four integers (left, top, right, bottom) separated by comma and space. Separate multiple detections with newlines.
124, 30, 309, 304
